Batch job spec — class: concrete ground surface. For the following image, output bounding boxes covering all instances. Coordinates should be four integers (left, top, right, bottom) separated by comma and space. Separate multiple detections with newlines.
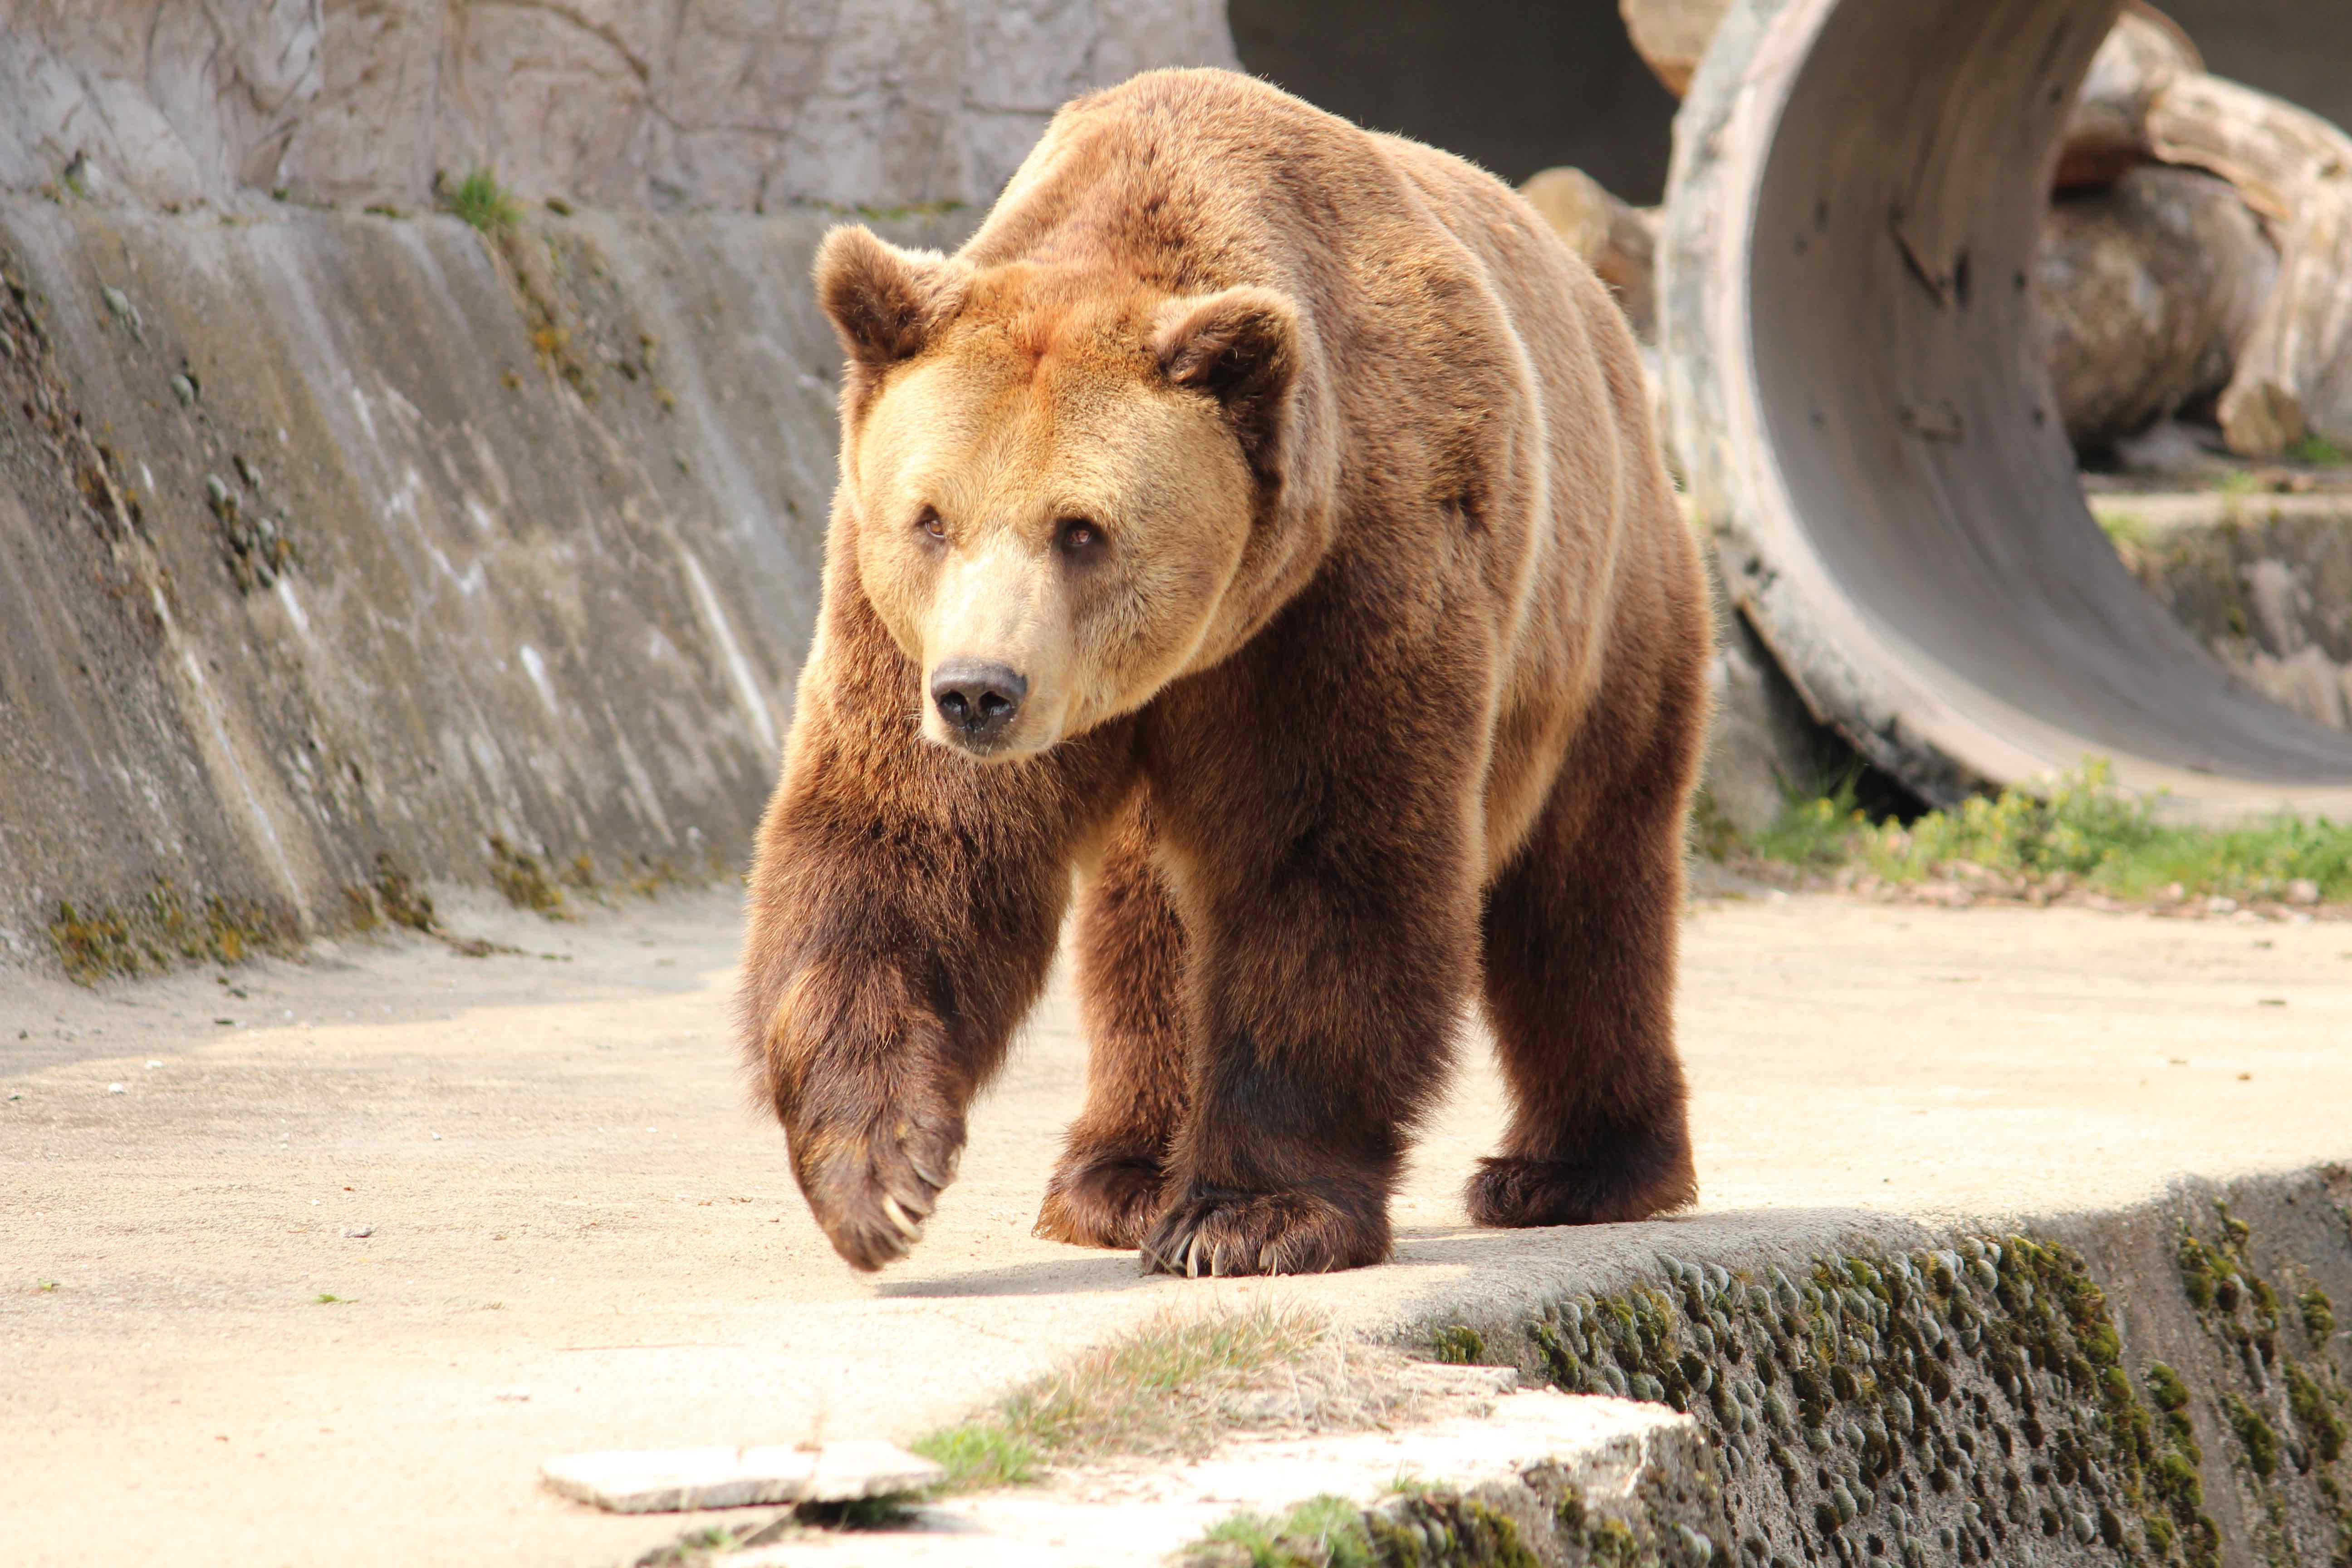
3, 887, 2347, 1567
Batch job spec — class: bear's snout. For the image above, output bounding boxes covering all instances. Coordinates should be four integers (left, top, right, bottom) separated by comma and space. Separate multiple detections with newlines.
928, 659, 1028, 751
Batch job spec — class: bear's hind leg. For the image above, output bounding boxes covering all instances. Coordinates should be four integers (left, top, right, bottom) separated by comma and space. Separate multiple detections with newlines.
1467, 718, 1701, 1228
1034, 801, 1190, 1249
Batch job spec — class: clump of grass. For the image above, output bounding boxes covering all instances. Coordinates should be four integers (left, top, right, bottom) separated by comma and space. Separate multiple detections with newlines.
2095, 507, 2157, 550
1716, 758, 2352, 907
446, 168, 522, 235
488, 835, 568, 917
312, 1293, 347, 1305
1180, 1495, 1376, 1568
911, 1305, 1331, 1491
2290, 433, 2347, 466
2300, 1285, 2336, 1342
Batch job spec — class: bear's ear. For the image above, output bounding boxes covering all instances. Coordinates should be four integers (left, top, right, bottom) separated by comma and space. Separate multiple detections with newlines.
813, 225, 969, 390
1151, 286, 1299, 474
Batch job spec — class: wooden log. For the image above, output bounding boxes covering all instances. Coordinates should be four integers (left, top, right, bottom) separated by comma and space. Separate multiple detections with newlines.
2056, 3, 2202, 190
2147, 71, 2352, 454
1520, 166, 1659, 339
2036, 165, 2275, 448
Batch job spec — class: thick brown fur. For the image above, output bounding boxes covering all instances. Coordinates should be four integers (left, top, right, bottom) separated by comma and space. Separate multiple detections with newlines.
738, 69, 1712, 1276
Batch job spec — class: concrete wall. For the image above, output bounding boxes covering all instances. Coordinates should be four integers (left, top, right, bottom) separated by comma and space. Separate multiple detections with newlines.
0, 200, 974, 970
0, 1, 1237, 976
0, 0, 1237, 213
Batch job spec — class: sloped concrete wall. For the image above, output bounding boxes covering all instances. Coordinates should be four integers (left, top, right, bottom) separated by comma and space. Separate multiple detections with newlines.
0, 200, 976, 969
0, 0, 1238, 976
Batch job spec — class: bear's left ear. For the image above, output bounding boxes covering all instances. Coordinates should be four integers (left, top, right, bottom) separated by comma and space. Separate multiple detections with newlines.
813, 225, 971, 407
1151, 285, 1299, 477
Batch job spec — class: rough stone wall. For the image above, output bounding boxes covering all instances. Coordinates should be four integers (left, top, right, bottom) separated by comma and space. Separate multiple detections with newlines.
0, 0, 1237, 213
1407, 1169, 2352, 1568
2118, 512, 2352, 735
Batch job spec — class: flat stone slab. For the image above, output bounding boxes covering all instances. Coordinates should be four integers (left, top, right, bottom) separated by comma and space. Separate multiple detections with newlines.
542, 1441, 944, 1514
727, 1391, 1697, 1566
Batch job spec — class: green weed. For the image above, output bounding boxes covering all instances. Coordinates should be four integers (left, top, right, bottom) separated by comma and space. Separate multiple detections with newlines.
2290, 433, 2347, 466
1715, 759, 2352, 906
1184, 1495, 1377, 1568
446, 169, 522, 235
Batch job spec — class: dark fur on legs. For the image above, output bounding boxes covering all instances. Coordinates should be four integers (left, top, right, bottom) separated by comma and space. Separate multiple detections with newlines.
1465, 652, 1707, 1230
1035, 798, 1190, 1248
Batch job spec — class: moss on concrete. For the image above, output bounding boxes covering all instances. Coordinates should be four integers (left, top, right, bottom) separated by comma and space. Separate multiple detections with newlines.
47, 880, 294, 984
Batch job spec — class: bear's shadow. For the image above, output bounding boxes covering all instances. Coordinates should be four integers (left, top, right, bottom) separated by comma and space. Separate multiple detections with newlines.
871, 1222, 1617, 1299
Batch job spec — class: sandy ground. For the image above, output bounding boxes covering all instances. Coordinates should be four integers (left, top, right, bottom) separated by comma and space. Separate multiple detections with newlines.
3, 887, 2347, 1567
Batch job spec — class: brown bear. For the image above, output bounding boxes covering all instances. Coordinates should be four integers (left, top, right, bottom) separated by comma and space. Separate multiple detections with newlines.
738, 67, 1711, 1276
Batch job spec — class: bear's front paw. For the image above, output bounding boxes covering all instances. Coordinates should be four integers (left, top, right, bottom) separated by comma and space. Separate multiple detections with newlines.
1140, 1187, 1390, 1277
1034, 1152, 1167, 1249
791, 1112, 965, 1272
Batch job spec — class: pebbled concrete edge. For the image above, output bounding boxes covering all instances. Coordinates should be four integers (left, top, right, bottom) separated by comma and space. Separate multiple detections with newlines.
1350, 1166, 2352, 1567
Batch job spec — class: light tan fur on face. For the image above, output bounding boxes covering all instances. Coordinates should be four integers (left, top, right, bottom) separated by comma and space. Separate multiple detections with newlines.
841, 264, 1257, 760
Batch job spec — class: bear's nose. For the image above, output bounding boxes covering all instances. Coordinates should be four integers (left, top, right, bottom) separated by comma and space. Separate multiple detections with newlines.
929, 660, 1027, 742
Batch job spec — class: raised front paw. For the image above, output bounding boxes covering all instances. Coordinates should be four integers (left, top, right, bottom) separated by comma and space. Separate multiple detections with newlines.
1034, 1150, 1168, 1250
1139, 1186, 1390, 1277
790, 1110, 965, 1271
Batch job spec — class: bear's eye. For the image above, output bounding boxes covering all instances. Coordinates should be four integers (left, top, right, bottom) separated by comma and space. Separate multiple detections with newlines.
1056, 516, 1104, 555
915, 506, 946, 542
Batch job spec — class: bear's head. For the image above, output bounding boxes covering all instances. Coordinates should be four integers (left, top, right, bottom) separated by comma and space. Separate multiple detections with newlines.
814, 225, 1303, 760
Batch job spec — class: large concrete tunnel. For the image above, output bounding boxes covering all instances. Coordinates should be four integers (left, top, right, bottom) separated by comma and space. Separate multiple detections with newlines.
1241, 0, 2352, 818
1662, 0, 2352, 817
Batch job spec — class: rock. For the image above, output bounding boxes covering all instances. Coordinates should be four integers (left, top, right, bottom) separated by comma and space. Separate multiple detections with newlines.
539, 1440, 945, 1514
342, 1225, 373, 1239
1619, 0, 1729, 98
1519, 167, 1658, 339
2036, 166, 2275, 449
1700, 605, 1855, 839
2287, 877, 2322, 905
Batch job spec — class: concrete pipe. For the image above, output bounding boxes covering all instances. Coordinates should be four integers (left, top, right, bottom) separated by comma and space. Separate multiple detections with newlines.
1661, 0, 2352, 818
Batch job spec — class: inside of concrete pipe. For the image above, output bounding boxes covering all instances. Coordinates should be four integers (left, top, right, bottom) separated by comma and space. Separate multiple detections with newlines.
1734, 0, 2352, 814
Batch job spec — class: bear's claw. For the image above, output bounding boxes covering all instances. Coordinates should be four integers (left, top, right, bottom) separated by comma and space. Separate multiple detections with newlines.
792, 1111, 964, 1272
1140, 1188, 1390, 1277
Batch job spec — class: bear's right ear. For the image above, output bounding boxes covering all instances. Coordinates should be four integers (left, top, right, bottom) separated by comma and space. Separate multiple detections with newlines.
813, 225, 970, 398
1152, 286, 1300, 480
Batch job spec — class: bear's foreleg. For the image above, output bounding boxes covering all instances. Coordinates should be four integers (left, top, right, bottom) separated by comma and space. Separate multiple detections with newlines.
738, 599, 1133, 1271
1035, 795, 1191, 1249
1137, 652, 1485, 1276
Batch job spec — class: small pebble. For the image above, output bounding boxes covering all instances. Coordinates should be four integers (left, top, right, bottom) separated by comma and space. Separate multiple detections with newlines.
343, 1226, 374, 1239
172, 374, 198, 407
106, 1083, 126, 1094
